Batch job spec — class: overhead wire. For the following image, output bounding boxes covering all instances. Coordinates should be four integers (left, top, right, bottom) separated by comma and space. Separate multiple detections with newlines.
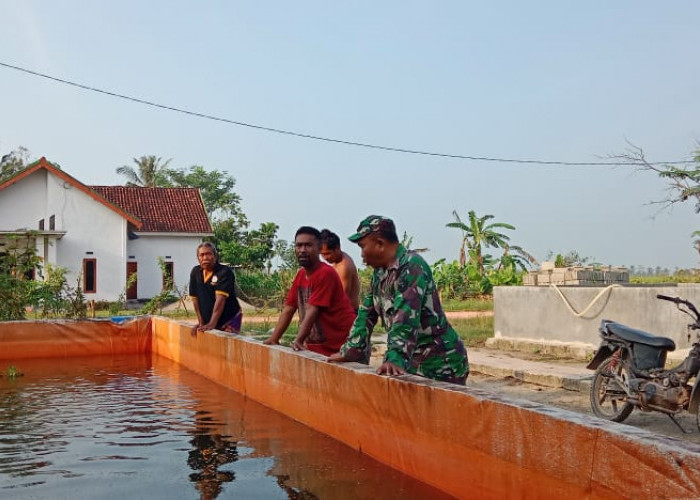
0, 61, 695, 167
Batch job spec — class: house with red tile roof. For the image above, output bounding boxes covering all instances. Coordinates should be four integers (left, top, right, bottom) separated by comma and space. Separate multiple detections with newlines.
0, 157, 213, 302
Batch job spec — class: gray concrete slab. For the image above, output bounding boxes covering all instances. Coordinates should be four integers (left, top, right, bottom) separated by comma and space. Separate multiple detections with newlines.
372, 334, 593, 392
468, 348, 592, 391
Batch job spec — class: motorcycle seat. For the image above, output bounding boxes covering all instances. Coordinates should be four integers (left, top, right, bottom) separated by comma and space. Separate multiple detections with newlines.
606, 322, 676, 350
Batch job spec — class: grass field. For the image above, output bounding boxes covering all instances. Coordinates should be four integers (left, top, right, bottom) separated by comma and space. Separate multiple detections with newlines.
450, 315, 494, 347
440, 297, 493, 311
241, 314, 494, 350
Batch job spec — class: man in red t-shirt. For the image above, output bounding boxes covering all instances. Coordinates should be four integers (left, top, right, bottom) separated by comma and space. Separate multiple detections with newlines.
264, 226, 357, 356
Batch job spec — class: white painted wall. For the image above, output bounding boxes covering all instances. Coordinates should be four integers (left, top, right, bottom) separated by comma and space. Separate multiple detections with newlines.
127, 234, 202, 298
46, 172, 127, 301
127, 233, 202, 298
0, 169, 48, 229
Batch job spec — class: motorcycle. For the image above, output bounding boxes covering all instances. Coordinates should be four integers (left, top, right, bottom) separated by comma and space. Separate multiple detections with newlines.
586, 294, 700, 433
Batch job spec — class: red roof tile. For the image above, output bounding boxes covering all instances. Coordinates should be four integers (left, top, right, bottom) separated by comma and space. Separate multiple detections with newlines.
90, 186, 212, 233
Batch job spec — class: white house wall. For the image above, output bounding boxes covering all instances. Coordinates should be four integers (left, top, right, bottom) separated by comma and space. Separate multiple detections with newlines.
0, 169, 128, 301
0, 169, 48, 228
127, 235, 202, 299
48, 172, 127, 302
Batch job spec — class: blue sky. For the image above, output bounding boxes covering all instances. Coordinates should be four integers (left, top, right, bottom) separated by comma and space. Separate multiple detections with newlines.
2, 1, 700, 271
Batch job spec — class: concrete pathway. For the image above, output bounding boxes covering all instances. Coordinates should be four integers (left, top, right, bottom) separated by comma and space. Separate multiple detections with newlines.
372, 333, 591, 392
468, 348, 592, 391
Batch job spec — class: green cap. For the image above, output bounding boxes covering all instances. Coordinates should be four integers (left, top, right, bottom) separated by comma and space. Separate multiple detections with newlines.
348, 215, 396, 242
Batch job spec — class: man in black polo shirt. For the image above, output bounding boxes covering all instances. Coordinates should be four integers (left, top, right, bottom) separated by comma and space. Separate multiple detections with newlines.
189, 242, 242, 335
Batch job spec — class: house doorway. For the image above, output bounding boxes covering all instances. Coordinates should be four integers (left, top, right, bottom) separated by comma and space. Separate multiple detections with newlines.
126, 262, 138, 300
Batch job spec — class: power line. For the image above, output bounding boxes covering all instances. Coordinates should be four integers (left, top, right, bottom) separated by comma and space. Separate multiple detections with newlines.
1, 61, 694, 166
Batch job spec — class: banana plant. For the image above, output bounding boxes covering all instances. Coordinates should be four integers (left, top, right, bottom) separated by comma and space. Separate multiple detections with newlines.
446, 210, 515, 273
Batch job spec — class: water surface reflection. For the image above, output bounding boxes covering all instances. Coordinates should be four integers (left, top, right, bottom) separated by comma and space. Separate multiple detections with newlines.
187, 411, 238, 499
0, 354, 450, 499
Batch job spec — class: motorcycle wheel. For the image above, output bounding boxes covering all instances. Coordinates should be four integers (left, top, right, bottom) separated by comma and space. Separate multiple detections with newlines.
590, 356, 634, 422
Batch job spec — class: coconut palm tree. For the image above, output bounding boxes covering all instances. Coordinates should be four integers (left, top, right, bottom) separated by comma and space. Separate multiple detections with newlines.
116, 155, 172, 187
446, 210, 515, 274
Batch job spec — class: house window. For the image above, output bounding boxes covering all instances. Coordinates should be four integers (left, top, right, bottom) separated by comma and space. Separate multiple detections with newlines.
49, 215, 55, 230
83, 258, 97, 293
162, 262, 174, 290
38, 219, 45, 230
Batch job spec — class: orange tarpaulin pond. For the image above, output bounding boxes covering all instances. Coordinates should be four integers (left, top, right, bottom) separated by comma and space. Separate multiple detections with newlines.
2, 316, 700, 499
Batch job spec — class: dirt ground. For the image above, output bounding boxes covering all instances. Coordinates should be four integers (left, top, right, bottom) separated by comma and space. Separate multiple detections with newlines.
467, 371, 700, 445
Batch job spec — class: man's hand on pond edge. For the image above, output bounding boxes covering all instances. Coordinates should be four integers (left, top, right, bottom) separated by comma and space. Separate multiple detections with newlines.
327, 353, 347, 363
376, 361, 405, 377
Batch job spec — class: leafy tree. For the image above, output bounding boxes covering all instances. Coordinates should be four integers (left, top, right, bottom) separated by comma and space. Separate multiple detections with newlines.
616, 144, 700, 267
167, 165, 246, 223
166, 164, 279, 272
209, 214, 246, 244
446, 210, 515, 273
273, 239, 298, 271
116, 155, 172, 187
116, 157, 282, 274
614, 143, 700, 212
216, 221, 279, 270
0, 232, 42, 320
244, 222, 279, 270
0, 146, 30, 182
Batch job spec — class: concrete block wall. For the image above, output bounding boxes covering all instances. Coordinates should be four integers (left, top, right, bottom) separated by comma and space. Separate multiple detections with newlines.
523, 267, 629, 286
494, 284, 700, 349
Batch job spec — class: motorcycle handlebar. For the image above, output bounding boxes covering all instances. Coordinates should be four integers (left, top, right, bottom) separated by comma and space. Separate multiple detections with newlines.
656, 294, 680, 303
657, 294, 700, 322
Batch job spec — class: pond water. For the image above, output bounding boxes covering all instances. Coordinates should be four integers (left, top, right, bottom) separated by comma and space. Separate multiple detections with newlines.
0, 354, 451, 499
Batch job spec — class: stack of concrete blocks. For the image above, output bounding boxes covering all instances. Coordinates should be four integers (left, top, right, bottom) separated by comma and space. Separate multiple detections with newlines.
523, 261, 629, 286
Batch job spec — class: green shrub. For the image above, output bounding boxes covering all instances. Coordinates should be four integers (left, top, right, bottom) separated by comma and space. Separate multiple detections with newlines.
0, 233, 42, 320
236, 269, 295, 309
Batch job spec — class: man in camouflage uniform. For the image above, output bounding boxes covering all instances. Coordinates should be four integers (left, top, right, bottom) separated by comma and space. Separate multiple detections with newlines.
328, 215, 469, 384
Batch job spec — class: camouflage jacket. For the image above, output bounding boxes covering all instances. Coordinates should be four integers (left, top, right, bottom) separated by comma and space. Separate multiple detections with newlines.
340, 245, 468, 383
